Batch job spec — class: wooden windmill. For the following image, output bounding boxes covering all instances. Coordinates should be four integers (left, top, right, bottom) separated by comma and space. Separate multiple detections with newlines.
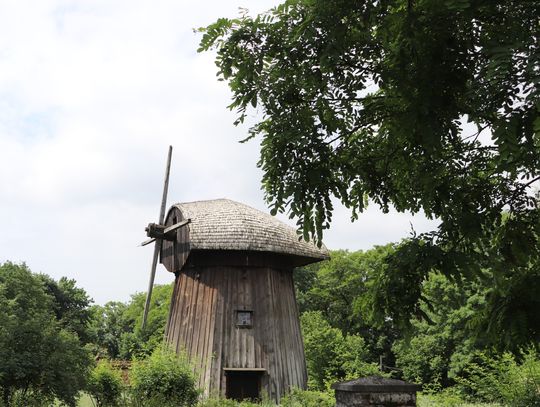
142, 148, 329, 402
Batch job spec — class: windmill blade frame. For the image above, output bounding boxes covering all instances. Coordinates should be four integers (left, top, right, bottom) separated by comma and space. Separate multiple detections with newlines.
142, 145, 173, 330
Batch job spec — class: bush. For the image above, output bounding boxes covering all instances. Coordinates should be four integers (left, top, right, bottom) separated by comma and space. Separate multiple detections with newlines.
87, 361, 124, 407
455, 347, 540, 406
198, 389, 333, 407
129, 347, 200, 407
280, 388, 334, 407
417, 388, 467, 407
0, 389, 54, 407
198, 398, 272, 406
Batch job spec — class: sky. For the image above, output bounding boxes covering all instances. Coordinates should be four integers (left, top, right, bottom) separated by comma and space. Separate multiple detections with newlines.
0, 0, 437, 305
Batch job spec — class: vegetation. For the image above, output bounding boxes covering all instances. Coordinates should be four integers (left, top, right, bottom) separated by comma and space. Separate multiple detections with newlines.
0, 262, 91, 407
293, 248, 540, 405
86, 361, 124, 407
199, 0, 540, 349
88, 283, 172, 360
455, 348, 540, 406
2, 248, 538, 407
301, 311, 380, 390
296, 246, 399, 365
129, 347, 199, 407
199, 389, 334, 407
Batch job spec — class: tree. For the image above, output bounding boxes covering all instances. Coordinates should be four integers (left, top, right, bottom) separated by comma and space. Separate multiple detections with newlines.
119, 284, 173, 359
295, 246, 400, 364
88, 301, 130, 359
392, 273, 487, 387
86, 284, 173, 360
300, 311, 380, 390
38, 274, 93, 343
199, 0, 540, 345
0, 262, 91, 406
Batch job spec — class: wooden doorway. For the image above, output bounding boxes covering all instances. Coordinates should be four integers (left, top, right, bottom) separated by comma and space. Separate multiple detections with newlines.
224, 369, 265, 401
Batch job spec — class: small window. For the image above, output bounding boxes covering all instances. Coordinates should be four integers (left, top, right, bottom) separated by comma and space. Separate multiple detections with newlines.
236, 310, 253, 327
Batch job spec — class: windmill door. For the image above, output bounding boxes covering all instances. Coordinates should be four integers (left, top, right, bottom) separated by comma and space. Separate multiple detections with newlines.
224, 369, 264, 401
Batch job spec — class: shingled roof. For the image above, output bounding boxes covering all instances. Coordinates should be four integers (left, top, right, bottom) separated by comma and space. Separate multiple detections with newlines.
172, 198, 329, 261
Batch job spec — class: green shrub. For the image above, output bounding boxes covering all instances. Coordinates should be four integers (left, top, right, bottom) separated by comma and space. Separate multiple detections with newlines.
87, 361, 123, 407
198, 389, 333, 407
280, 388, 334, 407
0, 389, 54, 407
129, 347, 200, 407
198, 397, 272, 406
417, 388, 467, 407
455, 347, 540, 406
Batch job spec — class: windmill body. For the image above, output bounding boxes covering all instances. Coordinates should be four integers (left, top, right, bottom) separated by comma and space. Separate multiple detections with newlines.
158, 198, 328, 402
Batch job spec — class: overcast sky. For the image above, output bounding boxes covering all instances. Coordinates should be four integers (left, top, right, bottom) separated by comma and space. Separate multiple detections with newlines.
0, 0, 437, 305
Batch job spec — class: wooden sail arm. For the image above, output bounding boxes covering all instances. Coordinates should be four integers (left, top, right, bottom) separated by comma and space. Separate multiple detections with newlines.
141, 219, 191, 246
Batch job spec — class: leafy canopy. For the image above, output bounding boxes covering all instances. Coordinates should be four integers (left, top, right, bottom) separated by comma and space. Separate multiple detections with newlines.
295, 246, 399, 363
88, 284, 173, 360
0, 262, 91, 407
200, 0, 540, 342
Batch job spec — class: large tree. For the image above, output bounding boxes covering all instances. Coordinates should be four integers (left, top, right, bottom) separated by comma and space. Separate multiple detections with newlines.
199, 0, 540, 345
0, 262, 91, 406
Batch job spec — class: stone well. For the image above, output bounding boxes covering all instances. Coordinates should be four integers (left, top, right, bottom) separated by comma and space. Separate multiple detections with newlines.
331, 376, 422, 407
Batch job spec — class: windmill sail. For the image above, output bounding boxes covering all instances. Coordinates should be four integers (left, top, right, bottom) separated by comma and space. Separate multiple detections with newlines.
142, 145, 173, 330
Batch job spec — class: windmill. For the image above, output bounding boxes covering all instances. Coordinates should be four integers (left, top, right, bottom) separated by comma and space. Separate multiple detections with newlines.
137, 148, 329, 402
140, 146, 190, 330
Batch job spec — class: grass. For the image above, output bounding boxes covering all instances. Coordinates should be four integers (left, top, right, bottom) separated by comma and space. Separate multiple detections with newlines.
76, 392, 502, 407
418, 393, 501, 407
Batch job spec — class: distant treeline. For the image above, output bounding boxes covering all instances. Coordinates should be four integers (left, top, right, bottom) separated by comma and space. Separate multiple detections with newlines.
1, 247, 539, 406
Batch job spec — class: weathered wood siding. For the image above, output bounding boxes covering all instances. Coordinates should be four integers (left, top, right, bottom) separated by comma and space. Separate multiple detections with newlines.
161, 206, 190, 272
165, 263, 307, 402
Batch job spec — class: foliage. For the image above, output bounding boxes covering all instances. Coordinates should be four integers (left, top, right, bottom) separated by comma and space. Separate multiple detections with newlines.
87, 361, 124, 407
0, 262, 91, 407
38, 274, 93, 344
300, 311, 380, 390
280, 388, 334, 407
417, 390, 497, 407
198, 389, 333, 407
87, 284, 172, 360
392, 272, 487, 386
0, 389, 53, 407
365, 235, 540, 351
129, 346, 199, 407
118, 284, 173, 359
455, 348, 540, 406
474, 263, 540, 352
200, 0, 540, 347
88, 302, 130, 359
198, 398, 273, 407
295, 246, 399, 365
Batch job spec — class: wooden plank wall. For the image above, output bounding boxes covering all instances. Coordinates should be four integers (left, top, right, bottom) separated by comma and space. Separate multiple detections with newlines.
165, 264, 307, 402
161, 207, 190, 273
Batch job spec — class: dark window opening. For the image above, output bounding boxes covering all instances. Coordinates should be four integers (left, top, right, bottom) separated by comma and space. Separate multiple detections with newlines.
236, 310, 253, 328
225, 371, 263, 401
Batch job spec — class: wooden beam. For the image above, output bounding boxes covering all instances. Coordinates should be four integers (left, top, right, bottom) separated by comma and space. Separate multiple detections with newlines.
140, 237, 157, 247
164, 218, 191, 234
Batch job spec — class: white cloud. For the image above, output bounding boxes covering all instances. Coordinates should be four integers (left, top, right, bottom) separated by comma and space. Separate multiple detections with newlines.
0, 0, 438, 304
